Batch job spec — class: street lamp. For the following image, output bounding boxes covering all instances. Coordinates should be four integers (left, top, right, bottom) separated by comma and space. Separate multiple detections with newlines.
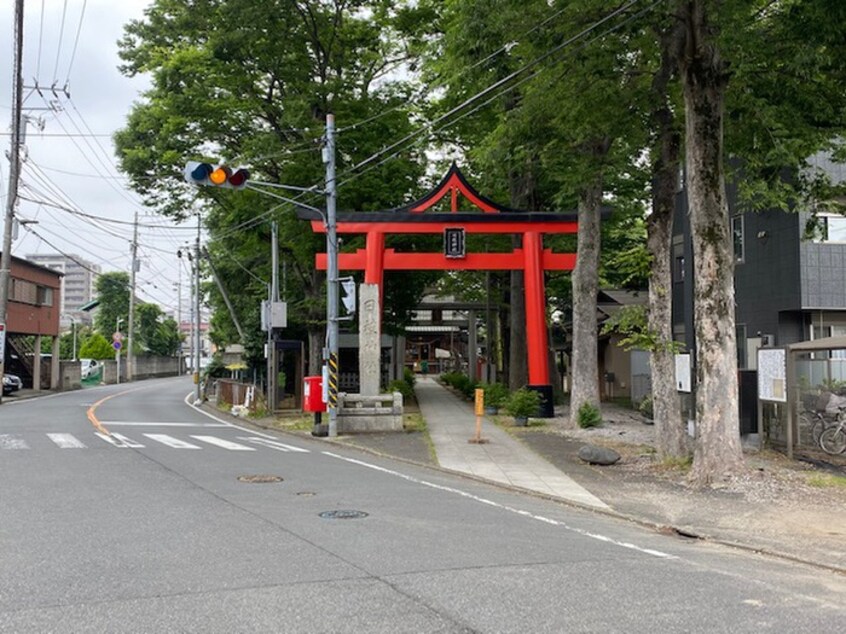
62, 314, 77, 362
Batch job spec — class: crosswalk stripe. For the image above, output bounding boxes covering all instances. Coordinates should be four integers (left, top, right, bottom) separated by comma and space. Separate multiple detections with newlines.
239, 436, 310, 453
99, 422, 229, 428
95, 432, 131, 448
47, 433, 87, 449
111, 433, 145, 448
191, 435, 256, 451
0, 434, 28, 450
143, 434, 201, 449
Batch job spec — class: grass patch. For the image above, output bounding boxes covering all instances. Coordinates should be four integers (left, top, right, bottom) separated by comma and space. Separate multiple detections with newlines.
656, 455, 693, 472
403, 412, 426, 433
268, 413, 314, 432
806, 473, 846, 489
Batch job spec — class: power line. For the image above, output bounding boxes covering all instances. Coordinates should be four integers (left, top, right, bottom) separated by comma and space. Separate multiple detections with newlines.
65, 0, 88, 83
52, 0, 70, 83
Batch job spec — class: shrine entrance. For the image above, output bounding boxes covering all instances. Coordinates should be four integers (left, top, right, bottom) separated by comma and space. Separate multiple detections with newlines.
298, 163, 578, 417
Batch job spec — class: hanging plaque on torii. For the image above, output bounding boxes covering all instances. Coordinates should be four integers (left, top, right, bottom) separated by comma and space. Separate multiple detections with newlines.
298, 163, 580, 416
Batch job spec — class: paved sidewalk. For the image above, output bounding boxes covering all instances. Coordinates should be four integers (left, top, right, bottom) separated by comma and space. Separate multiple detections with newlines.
414, 376, 608, 510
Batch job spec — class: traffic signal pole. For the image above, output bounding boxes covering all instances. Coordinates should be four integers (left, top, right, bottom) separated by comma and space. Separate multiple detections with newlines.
325, 114, 339, 437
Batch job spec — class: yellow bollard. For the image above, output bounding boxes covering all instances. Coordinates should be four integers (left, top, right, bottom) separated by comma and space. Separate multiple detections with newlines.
468, 388, 489, 444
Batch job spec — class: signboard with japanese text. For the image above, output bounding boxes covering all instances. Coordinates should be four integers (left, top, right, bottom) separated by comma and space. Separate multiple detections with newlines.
757, 348, 787, 402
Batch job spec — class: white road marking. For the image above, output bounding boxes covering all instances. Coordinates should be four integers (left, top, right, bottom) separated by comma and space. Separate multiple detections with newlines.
239, 436, 310, 453
0, 434, 28, 450
183, 393, 278, 439
111, 433, 145, 448
96, 432, 131, 448
47, 433, 86, 449
191, 435, 255, 451
100, 422, 228, 427
323, 451, 678, 561
144, 434, 200, 449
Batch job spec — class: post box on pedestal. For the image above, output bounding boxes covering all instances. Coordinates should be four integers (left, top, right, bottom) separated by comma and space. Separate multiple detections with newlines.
303, 375, 327, 413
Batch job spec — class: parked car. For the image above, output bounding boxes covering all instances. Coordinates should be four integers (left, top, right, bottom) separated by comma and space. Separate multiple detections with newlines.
80, 358, 100, 379
3, 373, 22, 395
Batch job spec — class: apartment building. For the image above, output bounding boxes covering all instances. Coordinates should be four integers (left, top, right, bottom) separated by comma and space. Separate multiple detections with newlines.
25, 253, 100, 327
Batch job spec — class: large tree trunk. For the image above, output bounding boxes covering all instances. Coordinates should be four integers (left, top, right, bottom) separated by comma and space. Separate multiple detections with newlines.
648, 21, 688, 459
569, 175, 604, 428
679, 0, 745, 484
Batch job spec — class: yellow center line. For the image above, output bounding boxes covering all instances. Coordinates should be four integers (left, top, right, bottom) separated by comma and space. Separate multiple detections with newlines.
86, 386, 152, 436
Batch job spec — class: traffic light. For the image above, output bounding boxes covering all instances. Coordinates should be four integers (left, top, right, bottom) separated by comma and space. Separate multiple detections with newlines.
184, 161, 250, 189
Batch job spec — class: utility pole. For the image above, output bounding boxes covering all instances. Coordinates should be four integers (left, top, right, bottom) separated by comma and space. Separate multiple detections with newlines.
194, 216, 202, 403
325, 114, 339, 437
267, 221, 279, 412
0, 0, 25, 405
127, 212, 138, 381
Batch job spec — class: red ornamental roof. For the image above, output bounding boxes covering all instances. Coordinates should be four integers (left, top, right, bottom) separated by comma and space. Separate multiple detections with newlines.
296, 163, 589, 229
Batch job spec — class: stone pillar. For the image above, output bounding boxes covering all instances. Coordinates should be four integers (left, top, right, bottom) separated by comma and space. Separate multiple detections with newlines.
358, 283, 381, 395
468, 310, 477, 383
51, 336, 61, 389
33, 334, 42, 391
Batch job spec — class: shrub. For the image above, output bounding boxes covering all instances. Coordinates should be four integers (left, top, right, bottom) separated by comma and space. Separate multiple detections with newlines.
577, 402, 602, 428
387, 379, 413, 400
638, 395, 654, 419
480, 382, 509, 409
403, 367, 416, 388
505, 388, 542, 419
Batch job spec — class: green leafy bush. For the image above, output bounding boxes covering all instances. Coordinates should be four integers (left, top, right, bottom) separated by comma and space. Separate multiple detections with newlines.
403, 367, 416, 388
480, 382, 509, 409
638, 395, 654, 419
505, 388, 542, 419
387, 379, 413, 400
577, 402, 602, 428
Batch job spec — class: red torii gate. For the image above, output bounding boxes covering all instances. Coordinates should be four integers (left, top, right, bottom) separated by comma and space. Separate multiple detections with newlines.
299, 164, 578, 415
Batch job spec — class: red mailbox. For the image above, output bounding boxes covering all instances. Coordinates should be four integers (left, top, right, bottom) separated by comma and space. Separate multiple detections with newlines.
303, 375, 327, 413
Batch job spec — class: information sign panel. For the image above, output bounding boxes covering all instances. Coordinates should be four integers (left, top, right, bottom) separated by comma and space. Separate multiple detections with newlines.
757, 348, 787, 402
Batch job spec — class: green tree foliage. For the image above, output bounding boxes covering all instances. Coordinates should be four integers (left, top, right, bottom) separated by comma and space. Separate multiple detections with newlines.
79, 333, 117, 361
136, 303, 182, 356
93, 272, 130, 338
116, 0, 436, 373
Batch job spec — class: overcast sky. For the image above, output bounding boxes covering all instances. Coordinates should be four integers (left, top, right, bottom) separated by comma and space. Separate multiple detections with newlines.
0, 0, 197, 321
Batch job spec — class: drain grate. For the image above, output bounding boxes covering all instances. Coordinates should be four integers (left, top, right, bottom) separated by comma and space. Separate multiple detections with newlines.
237, 475, 284, 483
319, 510, 368, 520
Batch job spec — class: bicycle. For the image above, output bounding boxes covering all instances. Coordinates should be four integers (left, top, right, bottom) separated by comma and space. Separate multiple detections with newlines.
819, 417, 846, 455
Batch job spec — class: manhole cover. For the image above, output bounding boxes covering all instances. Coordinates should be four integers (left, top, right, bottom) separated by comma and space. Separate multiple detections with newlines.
237, 475, 284, 483
319, 510, 369, 520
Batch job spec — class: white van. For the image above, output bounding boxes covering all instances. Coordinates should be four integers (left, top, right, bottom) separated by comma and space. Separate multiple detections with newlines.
80, 358, 100, 379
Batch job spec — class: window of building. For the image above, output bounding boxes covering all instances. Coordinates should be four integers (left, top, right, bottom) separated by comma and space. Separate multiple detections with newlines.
37, 286, 53, 306
811, 214, 846, 243
731, 214, 745, 263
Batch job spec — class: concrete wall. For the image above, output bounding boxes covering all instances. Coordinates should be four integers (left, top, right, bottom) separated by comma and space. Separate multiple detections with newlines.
58, 360, 82, 391
132, 355, 180, 380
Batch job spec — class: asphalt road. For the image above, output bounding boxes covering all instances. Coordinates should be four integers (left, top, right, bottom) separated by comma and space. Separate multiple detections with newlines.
1, 377, 844, 633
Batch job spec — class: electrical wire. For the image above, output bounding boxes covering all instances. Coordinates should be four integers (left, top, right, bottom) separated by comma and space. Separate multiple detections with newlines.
52, 0, 70, 83
35, 0, 46, 79
64, 0, 88, 83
